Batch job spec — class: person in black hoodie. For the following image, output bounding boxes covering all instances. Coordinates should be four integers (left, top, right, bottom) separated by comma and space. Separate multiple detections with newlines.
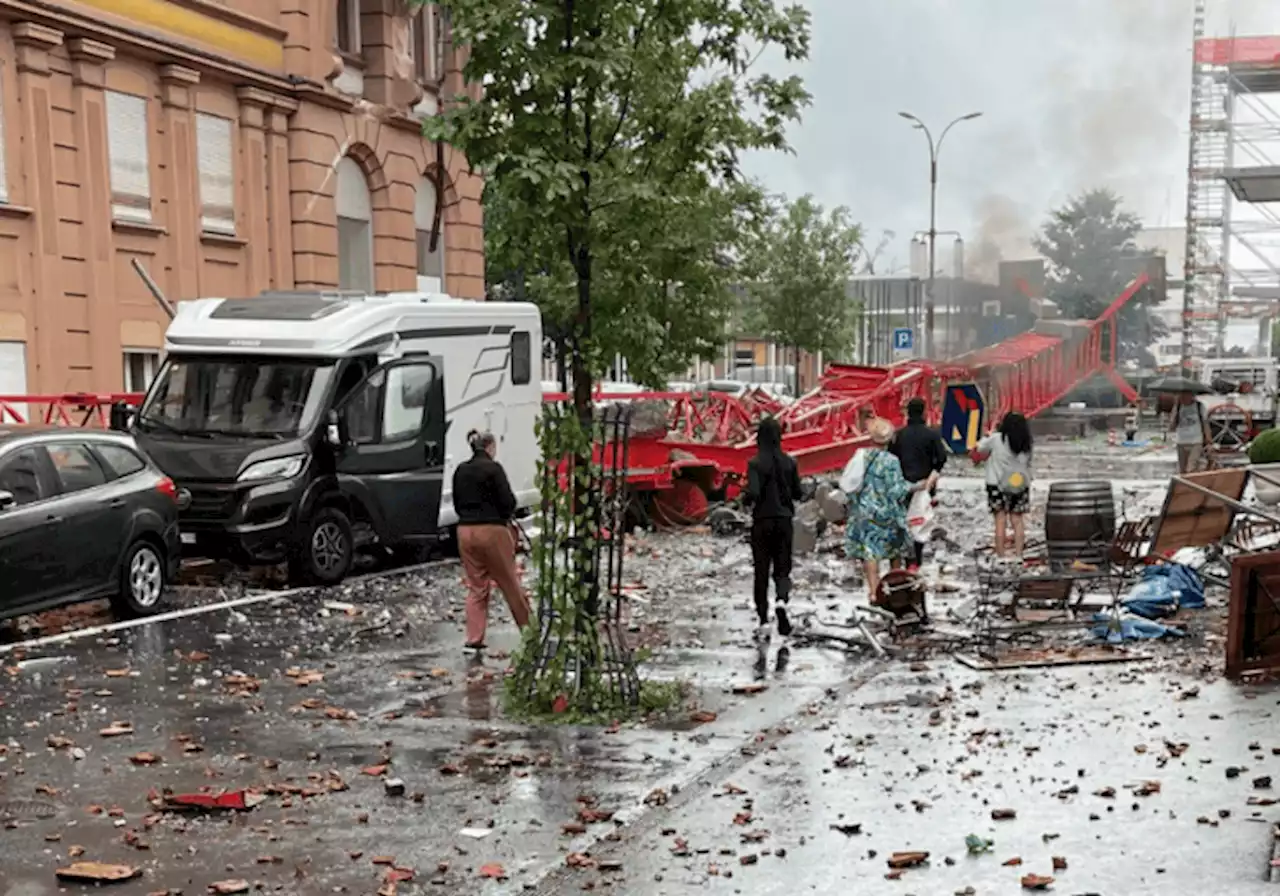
888, 397, 947, 567
744, 417, 803, 641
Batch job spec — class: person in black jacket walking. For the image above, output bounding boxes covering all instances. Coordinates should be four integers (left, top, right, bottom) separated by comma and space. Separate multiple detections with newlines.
452, 430, 531, 651
888, 398, 947, 567
744, 417, 803, 641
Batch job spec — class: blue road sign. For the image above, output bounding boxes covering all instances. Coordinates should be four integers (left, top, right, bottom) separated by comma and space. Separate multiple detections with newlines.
893, 328, 914, 351
940, 382, 985, 455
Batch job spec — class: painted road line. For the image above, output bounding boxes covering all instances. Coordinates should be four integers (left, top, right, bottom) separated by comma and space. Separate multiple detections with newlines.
0, 558, 460, 657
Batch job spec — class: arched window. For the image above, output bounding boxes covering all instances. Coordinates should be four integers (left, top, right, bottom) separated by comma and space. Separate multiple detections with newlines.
415, 176, 446, 293
336, 156, 373, 292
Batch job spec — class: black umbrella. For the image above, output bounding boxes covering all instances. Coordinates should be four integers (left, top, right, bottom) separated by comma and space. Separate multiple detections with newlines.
1146, 375, 1212, 395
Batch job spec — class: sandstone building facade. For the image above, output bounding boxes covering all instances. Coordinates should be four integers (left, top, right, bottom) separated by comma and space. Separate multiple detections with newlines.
0, 0, 483, 397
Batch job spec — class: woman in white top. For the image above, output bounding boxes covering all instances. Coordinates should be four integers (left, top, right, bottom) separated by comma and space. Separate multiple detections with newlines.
973, 412, 1033, 558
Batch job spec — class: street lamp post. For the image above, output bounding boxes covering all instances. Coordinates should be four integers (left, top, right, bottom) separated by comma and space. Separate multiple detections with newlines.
898, 111, 982, 358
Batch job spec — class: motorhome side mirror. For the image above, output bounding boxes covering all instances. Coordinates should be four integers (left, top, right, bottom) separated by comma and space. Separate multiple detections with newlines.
0, 490, 14, 511
109, 401, 135, 432
325, 410, 344, 448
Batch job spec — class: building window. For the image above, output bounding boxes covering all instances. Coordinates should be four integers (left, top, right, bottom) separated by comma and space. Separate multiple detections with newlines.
196, 113, 235, 235
123, 350, 159, 394
410, 5, 446, 83
105, 91, 151, 223
336, 0, 361, 55
0, 71, 8, 203
336, 156, 374, 293
414, 176, 445, 293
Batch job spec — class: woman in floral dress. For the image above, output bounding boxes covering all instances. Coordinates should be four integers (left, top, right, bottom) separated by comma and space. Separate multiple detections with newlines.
840, 418, 938, 603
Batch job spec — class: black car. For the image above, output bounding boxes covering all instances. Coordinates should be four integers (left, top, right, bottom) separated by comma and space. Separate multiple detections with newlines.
0, 428, 181, 621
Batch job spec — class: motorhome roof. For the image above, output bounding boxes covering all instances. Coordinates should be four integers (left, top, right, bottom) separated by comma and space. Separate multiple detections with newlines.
164, 291, 540, 357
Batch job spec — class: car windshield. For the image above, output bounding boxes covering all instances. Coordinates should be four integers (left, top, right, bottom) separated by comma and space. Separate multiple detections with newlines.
137, 357, 335, 438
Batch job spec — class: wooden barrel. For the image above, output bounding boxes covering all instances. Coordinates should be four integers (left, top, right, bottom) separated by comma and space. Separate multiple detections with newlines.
1045, 481, 1116, 567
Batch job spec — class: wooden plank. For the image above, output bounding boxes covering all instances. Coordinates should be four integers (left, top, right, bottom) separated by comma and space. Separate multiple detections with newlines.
956, 647, 1151, 671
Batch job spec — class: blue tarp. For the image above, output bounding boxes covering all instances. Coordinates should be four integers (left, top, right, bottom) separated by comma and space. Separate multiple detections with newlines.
1122, 563, 1205, 619
1090, 613, 1186, 642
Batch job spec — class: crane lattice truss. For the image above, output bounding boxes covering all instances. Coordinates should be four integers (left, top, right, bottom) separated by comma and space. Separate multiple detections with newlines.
1184, 4, 1280, 366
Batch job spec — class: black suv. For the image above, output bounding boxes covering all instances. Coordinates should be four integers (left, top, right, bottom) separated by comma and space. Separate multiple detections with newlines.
0, 428, 181, 621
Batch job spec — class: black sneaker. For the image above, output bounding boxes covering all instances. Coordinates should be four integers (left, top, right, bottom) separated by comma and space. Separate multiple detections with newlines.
776, 605, 792, 637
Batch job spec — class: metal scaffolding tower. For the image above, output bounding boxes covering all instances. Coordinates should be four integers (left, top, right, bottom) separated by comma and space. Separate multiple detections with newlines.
1183, 2, 1280, 368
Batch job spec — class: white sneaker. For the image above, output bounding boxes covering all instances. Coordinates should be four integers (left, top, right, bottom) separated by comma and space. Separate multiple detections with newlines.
754, 624, 772, 644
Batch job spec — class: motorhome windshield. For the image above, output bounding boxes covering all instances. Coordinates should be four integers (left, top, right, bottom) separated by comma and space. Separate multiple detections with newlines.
137, 357, 335, 438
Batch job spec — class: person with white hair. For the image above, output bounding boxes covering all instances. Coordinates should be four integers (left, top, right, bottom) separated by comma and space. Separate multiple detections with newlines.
451, 429, 531, 651
840, 417, 937, 604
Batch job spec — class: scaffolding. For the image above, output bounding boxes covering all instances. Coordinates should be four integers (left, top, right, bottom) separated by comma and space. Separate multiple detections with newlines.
1183, 1, 1280, 367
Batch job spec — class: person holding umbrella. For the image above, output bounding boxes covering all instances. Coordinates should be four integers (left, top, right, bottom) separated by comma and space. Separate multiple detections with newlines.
1170, 391, 1211, 474
1150, 375, 1213, 474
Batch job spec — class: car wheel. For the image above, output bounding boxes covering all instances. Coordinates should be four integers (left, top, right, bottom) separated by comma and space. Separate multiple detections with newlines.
112, 540, 168, 618
290, 506, 354, 586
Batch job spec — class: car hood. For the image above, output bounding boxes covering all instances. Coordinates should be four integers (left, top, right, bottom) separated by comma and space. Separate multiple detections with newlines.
135, 434, 309, 483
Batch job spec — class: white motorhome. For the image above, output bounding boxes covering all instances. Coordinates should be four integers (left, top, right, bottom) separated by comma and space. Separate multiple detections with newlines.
130, 289, 541, 584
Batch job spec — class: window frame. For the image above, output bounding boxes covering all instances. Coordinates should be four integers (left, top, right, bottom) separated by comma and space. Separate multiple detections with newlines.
45, 442, 109, 497
511, 331, 532, 386
195, 112, 236, 236
104, 90, 152, 224
123, 350, 160, 395
338, 359, 438, 447
336, 0, 362, 57
336, 215, 374, 293
91, 442, 148, 481
0, 446, 53, 508
410, 5, 446, 85
0, 68, 8, 204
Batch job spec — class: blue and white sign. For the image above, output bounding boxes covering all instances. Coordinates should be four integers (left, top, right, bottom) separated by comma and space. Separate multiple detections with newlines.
893, 328, 914, 352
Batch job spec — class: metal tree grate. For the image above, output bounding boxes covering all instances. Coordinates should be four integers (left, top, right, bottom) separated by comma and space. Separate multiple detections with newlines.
519, 403, 640, 714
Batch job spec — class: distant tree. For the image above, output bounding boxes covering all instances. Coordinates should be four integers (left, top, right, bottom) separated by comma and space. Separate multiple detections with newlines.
1033, 189, 1168, 365
744, 195, 862, 388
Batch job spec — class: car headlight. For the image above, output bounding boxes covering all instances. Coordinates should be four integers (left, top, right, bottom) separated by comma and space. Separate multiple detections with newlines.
238, 455, 307, 482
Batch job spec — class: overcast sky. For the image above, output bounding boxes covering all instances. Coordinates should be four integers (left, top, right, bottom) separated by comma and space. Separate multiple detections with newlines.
742, 0, 1280, 280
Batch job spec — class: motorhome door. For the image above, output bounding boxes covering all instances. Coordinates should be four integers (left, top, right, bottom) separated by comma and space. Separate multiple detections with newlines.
334, 357, 446, 544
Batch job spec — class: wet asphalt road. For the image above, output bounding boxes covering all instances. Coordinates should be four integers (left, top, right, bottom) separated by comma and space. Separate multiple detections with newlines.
0, 546, 863, 895
535, 661, 1280, 896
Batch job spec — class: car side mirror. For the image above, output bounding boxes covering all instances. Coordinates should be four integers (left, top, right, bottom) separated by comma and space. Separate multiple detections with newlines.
0, 490, 14, 511
325, 410, 345, 448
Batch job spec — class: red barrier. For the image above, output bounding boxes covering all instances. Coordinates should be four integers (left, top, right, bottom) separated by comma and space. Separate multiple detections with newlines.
0, 393, 144, 427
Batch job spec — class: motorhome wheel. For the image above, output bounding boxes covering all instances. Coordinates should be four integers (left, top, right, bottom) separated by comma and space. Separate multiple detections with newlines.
291, 506, 354, 585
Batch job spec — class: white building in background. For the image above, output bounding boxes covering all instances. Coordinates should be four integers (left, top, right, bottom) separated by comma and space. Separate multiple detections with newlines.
1136, 226, 1189, 369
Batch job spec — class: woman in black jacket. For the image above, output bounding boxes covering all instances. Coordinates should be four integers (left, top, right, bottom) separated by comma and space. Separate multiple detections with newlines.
744, 417, 803, 641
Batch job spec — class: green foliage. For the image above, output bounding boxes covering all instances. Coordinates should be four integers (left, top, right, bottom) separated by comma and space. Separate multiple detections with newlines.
743, 194, 862, 361
1032, 189, 1168, 365
504, 405, 684, 723
420, 0, 811, 391
1248, 428, 1280, 465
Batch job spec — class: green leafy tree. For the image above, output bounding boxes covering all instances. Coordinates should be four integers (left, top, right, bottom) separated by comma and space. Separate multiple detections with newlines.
1032, 189, 1168, 365
420, 0, 810, 717
424, 0, 809, 402
743, 195, 862, 386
